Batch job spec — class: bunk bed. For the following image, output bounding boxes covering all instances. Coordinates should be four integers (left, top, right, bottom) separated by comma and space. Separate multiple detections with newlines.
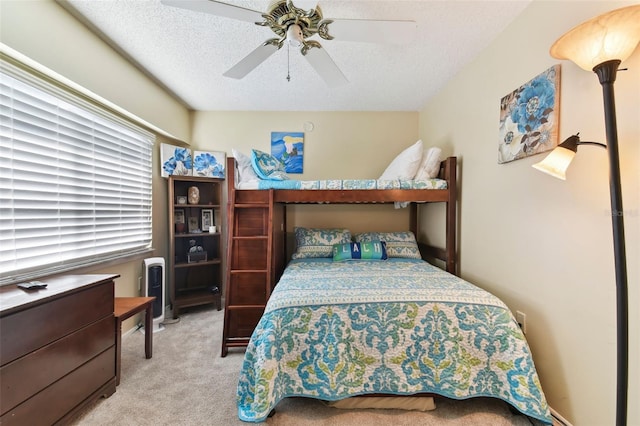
223, 155, 551, 424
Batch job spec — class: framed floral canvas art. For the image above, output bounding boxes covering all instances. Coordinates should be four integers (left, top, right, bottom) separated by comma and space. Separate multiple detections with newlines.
271, 131, 304, 174
161, 143, 193, 177
193, 151, 226, 178
498, 65, 560, 164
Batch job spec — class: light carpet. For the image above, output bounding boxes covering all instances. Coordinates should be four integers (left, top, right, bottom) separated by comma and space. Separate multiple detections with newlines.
70, 306, 550, 426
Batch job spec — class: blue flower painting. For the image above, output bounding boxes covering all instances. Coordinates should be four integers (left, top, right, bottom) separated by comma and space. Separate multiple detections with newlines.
271, 131, 304, 174
498, 65, 560, 164
161, 143, 193, 177
193, 150, 226, 178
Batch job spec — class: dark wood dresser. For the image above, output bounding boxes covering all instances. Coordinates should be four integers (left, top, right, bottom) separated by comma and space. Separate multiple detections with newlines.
0, 274, 119, 425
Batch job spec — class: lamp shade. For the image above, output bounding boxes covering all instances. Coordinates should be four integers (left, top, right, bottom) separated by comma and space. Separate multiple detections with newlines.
532, 147, 576, 180
532, 134, 580, 180
550, 5, 640, 71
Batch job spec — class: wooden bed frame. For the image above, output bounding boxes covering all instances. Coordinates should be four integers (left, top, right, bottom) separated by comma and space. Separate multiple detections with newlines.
221, 156, 457, 356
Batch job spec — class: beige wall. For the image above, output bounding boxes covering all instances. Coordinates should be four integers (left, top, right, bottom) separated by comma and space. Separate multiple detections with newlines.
191, 111, 422, 235
0, 0, 190, 141
419, 1, 639, 425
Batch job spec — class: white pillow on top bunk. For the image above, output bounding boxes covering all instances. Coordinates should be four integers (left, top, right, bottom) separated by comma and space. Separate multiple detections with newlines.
378, 139, 424, 181
414, 147, 442, 180
232, 149, 259, 184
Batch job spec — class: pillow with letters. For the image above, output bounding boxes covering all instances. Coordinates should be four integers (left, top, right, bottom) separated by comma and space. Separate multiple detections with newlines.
251, 149, 289, 181
333, 241, 388, 262
353, 231, 421, 259
292, 227, 352, 259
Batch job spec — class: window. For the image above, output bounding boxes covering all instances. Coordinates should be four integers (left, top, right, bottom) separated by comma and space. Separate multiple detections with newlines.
0, 59, 154, 285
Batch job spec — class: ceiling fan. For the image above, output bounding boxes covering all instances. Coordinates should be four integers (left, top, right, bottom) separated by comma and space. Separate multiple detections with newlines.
161, 0, 416, 87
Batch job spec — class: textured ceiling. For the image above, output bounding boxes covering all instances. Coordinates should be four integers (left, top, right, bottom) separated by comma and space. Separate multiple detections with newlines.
62, 0, 532, 111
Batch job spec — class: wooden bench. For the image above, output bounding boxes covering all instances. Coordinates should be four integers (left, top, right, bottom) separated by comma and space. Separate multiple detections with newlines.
114, 296, 156, 385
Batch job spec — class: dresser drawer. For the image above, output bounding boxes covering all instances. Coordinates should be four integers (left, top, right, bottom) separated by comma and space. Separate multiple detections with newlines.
0, 346, 116, 426
1, 315, 115, 415
0, 283, 114, 365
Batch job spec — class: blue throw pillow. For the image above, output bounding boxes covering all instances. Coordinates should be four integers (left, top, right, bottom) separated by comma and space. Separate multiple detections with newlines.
251, 149, 289, 181
333, 241, 388, 262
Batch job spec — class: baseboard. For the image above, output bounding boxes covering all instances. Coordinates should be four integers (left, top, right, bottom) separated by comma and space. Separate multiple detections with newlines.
551, 407, 573, 426
123, 323, 143, 338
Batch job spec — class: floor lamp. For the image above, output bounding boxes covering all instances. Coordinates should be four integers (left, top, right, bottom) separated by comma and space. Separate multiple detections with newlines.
532, 5, 640, 426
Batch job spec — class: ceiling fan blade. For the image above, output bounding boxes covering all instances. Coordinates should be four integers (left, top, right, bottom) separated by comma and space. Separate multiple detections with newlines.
292, 0, 319, 12
161, 0, 263, 23
325, 19, 417, 44
223, 41, 281, 79
303, 45, 348, 88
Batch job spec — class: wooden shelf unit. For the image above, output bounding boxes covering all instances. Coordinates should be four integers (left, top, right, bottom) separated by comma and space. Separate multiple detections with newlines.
168, 175, 224, 318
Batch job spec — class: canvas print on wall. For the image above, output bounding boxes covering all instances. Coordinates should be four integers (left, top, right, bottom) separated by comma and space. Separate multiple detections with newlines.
498, 64, 560, 164
161, 143, 193, 177
193, 151, 226, 178
271, 131, 304, 174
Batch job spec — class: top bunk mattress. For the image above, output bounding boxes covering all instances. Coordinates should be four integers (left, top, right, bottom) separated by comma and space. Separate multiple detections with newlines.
236, 178, 448, 190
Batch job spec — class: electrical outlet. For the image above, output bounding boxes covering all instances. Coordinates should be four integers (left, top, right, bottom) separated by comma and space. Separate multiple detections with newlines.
516, 311, 527, 334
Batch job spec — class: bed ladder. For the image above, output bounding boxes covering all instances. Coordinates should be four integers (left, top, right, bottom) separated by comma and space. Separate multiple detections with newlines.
222, 183, 283, 357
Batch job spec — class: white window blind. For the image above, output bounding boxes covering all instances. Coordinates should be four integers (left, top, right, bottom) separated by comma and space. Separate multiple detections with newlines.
0, 59, 154, 285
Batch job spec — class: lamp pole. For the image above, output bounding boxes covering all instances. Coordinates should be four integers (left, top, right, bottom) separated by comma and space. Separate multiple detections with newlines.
593, 59, 628, 426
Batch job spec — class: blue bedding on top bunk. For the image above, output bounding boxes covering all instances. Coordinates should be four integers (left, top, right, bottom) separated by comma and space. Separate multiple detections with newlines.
236, 258, 552, 423
251, 178, 448, 190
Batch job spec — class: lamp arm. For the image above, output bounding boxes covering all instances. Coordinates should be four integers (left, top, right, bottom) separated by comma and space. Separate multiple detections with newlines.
577, 141, 607, 149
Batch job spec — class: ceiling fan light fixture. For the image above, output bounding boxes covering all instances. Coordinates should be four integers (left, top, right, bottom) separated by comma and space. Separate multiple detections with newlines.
286, 24, 304, 47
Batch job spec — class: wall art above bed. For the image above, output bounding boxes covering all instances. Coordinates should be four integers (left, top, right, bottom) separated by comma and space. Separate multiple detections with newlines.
271, 131, 304, 174
498, 64, 560, 164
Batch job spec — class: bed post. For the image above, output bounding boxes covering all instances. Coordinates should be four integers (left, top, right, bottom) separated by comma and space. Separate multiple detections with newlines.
444, 157, 457, 275
222, 156, 236, 356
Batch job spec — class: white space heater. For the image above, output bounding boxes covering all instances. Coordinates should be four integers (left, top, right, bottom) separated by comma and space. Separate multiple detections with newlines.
142, 257, 165, 333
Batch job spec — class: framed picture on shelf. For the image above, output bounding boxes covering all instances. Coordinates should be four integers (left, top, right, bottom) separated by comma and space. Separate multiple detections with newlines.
174, 209, 185, 223
201, 209, 213, 229
188, 216, 200, 233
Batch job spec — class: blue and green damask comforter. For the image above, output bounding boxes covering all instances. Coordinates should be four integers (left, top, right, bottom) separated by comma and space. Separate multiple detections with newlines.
237, 258, 551, 423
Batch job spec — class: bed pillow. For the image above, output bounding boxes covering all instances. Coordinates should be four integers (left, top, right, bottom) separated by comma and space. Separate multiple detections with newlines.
333, 241, 388, 262
414, 147, 442, 180
378, 139, 424, 181
251, 149, 289, 181
353, 231, 422, 259
292, 227, 352, 259
232, 148, 259, 184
